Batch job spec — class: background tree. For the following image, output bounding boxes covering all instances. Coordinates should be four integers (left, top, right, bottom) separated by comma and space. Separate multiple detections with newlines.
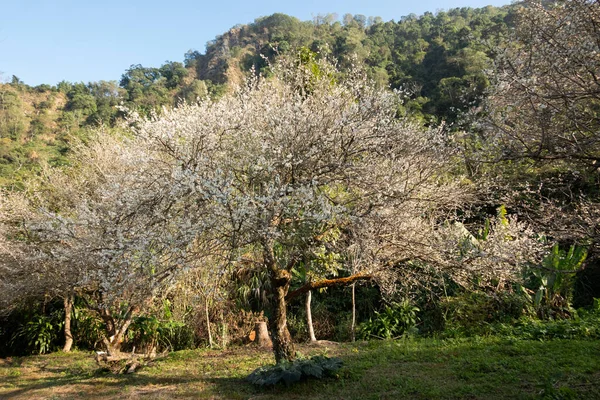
478, 0, 600, 167
470, 0, 600, 254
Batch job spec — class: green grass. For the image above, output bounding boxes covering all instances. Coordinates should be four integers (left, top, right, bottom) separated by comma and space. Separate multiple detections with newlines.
1, 338, 599, 399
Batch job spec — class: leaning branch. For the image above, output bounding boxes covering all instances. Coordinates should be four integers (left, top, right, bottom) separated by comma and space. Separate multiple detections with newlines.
286, 273, 372, 301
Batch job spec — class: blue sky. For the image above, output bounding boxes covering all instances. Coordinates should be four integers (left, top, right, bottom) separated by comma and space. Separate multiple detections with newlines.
0, 0, 510, 86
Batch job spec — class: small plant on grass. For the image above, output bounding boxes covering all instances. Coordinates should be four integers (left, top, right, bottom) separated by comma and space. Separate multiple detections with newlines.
247, 355, 343, 387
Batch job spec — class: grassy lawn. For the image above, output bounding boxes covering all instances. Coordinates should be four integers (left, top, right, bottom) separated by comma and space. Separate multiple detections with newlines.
0, 338, 599, 399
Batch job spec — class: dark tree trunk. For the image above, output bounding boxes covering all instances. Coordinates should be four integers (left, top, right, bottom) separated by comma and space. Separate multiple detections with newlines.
271, 268, 294, 363
62, 294, 74, 352
262, 237, 295, 364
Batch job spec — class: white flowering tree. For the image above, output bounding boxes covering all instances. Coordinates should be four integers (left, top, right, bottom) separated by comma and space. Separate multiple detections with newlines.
1, 53, 544, 363
479, 0, 600, 168
466, 0, 600, 254
123, 55, 485, 362
0, 130, 220, 355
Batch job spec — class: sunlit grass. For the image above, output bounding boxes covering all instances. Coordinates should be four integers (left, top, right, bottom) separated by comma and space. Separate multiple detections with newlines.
1, 338, 599, 399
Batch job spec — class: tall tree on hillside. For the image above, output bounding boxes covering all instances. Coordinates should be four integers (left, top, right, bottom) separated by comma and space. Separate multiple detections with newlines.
120, 65, 170, 114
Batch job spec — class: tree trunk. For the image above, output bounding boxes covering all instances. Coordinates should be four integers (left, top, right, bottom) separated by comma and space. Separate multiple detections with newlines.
220, 309, 228, 350
101, 307, 137, 356
306, 290, 317, 342
271, 268, 295, 363
205, 300, 213, 348
254, 321, 272, 347
62, 294, 74, 352
103, 337, 122, 356
351, 283, 356, 342
262, 237, 295, 364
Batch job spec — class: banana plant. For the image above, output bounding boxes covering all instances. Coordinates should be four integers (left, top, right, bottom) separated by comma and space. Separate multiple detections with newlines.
531, 244, 587, 318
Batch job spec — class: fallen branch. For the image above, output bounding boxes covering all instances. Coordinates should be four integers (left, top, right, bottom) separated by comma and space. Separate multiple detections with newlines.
95, 350, 161, 374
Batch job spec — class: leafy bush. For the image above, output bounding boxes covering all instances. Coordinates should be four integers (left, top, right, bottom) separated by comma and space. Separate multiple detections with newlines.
125, 299, 197, 352
286, 312, 308, 342
359, 300, 419, 340
162, 324, 196, 351
247, 355, 343, 387
128, 314, 188, 353
440, 291, 528, 337
492, 299, 600, 340
10, 309, 64, 354
72, 306, 104, 350
525, 244, 586, 319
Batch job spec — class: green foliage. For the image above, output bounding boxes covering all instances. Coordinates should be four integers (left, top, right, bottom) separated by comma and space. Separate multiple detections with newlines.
286, 312, 308, 341
246, 355, 343, 387
9, 307, 64, 355
128, 300, 191, 352
439, 291, 528, 337
525, 244, 587, 319
177, 80, 208, 104
492, 315, 600, 341
359, 300, 420, 340
159, 61, 188, 89
72, 306, 105, 350
128, 315, 188, 351
0, 88, 26, 141
234, 266, 271, 311
66, 83, 97, 116
491, 299, 600, 341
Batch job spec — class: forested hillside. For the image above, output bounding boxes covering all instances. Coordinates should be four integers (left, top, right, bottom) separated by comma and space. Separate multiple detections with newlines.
1, 4, 511, 188
1, 2, 599, 388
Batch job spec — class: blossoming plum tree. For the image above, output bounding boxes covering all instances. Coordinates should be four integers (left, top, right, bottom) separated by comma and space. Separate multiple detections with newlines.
1, 54, 543, 362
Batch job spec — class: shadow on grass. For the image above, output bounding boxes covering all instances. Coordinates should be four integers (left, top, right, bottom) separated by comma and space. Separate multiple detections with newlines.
1, 370, 217, 399
0, 353, 265, 399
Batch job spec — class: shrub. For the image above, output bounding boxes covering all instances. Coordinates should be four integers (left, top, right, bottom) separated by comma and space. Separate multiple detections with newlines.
247, 355, 343, 387
9, 307, 64, 355
492, 298, 600, 340
358, 300, 419, 340
440, 291, 528, 337
128, 304, 191, 353
72, 307, 104, 350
